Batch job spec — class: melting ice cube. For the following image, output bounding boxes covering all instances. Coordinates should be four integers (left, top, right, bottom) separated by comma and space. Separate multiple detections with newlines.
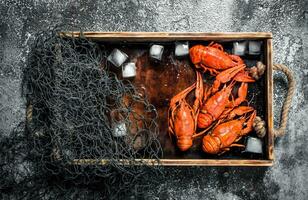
113, 122, 127, 137
122, 62, 136, 78
248, 41, 262, 55
107, 49, 128, 67
232, 41, 247, 56
149, 44, 164, 60
244, 137, 263, 154
175, 42, 189, 57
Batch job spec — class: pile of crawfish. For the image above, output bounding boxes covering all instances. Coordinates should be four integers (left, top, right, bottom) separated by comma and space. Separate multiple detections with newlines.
168, 42, 258, 155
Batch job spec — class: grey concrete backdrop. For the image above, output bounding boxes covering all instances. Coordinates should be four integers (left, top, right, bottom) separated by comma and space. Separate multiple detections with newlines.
0, 0, 307, 199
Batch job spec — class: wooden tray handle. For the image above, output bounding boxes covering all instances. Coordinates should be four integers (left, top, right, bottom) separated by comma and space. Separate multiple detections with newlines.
272, 64, 296, 137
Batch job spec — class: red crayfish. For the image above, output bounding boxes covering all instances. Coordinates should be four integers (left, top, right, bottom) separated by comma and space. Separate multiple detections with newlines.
197, 65, 255, 129
168, 72, 205, 151
189, 42, 244, 75
202, 106, 256, 154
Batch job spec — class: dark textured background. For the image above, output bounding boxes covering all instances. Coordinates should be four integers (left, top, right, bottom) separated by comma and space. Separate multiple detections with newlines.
0, 0, 307, 199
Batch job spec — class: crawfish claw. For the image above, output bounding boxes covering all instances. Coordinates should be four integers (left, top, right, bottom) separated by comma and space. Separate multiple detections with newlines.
233, 70, 255, 82
241, 110, 257, 135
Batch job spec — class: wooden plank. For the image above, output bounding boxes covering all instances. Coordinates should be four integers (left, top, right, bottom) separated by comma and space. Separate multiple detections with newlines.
159, 159, 273, 166
73, 159, 273, 167
266, 39, 274, 160
60, 32, 272, 41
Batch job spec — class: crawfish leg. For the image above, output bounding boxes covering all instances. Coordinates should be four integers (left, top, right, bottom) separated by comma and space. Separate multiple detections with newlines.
193, 71, 203, 114
192, 123, 216, 138
215, 64, 246, 82
233, 70, 255, 82
168, 103, 181, 137
230, 143, 245, 148
219, 144, 244, 155
219, 106, 234, 120
168, 127, 174, 139
218, 148, 230, 156
209, 42, 224, 51
212, 65, 246, 93
168, 116, 175, 137
200, 64, 219, 76
227, 106, 255, 120
208, 41, 215, 47
169, 83, 196, 108
168, 107, 176, 139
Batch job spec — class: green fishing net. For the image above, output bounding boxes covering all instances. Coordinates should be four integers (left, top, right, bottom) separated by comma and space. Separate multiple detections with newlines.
0, 29, 163, 199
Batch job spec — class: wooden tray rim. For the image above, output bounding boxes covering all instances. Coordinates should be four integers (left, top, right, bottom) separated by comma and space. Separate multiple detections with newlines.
60, 32, 272, 40
72, 159, 273, 167
60, 32, 274, 166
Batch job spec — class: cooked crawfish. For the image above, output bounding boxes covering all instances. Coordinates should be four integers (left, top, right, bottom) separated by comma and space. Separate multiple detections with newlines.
168, 72, 203, 151
190, 42, 244, 75
202, 106, 256, 154
197, 65, 255, 129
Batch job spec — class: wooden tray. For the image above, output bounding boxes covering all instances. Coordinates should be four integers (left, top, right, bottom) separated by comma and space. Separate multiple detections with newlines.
63, 32, 274, 167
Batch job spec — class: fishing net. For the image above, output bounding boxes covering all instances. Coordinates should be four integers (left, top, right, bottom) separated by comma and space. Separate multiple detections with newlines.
0, 29, 163, 199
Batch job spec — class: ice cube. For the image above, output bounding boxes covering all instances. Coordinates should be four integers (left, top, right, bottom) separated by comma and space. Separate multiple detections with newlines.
248, 41, 262, 55
149, 44, 164, 60
175, 42, 189, 57
122, 62, 136, 78
107, 49, 128, 67
244, 137, 263, 154
232, 41, 247, 56
113, 122, 127, 137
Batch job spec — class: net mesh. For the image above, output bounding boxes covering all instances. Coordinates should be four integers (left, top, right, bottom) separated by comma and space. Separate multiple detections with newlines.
0, 29, 163, 199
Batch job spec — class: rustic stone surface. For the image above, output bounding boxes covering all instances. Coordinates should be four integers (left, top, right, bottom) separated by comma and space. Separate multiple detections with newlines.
0, 0, 307, 199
